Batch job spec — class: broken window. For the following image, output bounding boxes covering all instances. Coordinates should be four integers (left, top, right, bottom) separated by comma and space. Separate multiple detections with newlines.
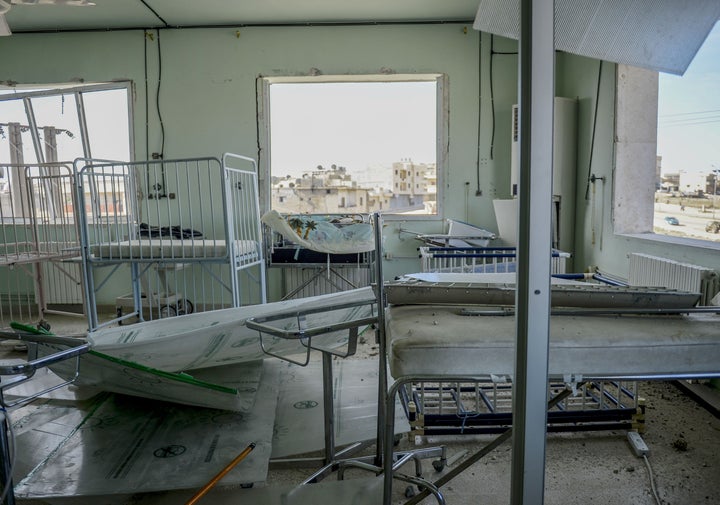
259, 75, 446, 217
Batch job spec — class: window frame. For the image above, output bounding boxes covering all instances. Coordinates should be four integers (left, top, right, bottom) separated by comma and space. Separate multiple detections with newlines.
613, 65, 720, 251
257, 73, 448, 221
0, 81, 134, 220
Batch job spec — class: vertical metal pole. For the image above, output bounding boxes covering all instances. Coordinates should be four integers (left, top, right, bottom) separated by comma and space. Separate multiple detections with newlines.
23, 98, 44, 165
74, 92, 93, 159
8, 124, 30, 219
321, 352, 335, 466
0, 411, 16, 505
511, 0, 555, 504
75, 169, 97, 331
373, 213, 388, 468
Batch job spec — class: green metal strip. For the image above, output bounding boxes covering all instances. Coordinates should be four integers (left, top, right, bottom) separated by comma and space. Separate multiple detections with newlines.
10, 321, 238, 395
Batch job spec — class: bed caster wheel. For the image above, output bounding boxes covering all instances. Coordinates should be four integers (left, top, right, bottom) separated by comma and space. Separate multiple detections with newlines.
404, 485, 416, 498
37, 320, 51, 332
159, 305, 177, 318
176, 299, 194, 315
393, 434, 402, 446
432, 459, 445, 472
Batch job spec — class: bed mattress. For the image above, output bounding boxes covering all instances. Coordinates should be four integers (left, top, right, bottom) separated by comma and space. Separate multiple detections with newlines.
387, 304, 720, 380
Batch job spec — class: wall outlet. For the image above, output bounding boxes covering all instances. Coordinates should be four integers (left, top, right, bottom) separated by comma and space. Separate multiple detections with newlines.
627, 431, 650, 457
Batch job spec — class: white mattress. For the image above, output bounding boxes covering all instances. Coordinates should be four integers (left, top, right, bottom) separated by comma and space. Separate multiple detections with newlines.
91, 238, 259, 260
387, 305, 720, 380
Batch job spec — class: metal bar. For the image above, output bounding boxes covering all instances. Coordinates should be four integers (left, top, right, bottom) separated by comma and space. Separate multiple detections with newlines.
22, 98, 44, 165
373, 213, 389, 468
245, 307, 377, 339
461, 306, 719, 316
0, 411, 15, 505
511, 1, 555, 503
321, 352, 335, 466
403, 383, 579, 505
0, 342, 90, 376
74, 92, 92, 159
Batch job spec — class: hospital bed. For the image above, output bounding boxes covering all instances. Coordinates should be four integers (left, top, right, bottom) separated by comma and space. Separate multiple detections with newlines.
75, 153, 266, 330
0, 163, 84, 327
262, 210, 375, 299
378, 273, 720, 504
248, 213, 720, 503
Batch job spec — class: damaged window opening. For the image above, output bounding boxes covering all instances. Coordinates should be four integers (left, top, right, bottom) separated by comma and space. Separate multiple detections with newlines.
259, 74, 446, 217
0, 83, 132, 218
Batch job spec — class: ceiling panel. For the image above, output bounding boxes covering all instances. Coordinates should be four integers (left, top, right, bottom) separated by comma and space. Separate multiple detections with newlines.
473, 0, 720, 75
3, 0, 480, 33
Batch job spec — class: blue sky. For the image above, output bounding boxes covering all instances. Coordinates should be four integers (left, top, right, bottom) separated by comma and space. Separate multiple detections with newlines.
657, 21, 720, 174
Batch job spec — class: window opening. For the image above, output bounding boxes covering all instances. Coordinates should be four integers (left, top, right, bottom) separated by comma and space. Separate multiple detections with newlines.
263, 76, 443, 216
655, 23, 720, 242
0, 83, 132, 219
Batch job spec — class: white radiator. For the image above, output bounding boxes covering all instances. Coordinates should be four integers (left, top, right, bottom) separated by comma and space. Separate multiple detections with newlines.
628, 253, 720, 306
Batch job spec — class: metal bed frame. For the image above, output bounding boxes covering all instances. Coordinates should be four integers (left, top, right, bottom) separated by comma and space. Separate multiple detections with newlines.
74, 153, 266, 330
378, 281, 720, 504
246, 296, 380, 482
399, 380, 641, 437
0, 163, 84, 328
419, 245, 571, 274
265, 213, 374, 300
249, 213, 448, 503
406, 244, 647, 439
0, 326, 90, 505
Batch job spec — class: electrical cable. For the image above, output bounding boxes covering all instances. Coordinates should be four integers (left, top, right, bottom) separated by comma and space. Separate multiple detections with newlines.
660, 108, 720, 117
489, 35, 495, 160
254, 77, 263, 166
659, 118, 720, 127
156, 28, 165, 159
0, 409, 17, 505
139, 0, 170, 28
643, 454, 663, 505
143, 31, 149, 160
486, 36, 518, 163
475, 31, 482, 195
584, 60, 603, 200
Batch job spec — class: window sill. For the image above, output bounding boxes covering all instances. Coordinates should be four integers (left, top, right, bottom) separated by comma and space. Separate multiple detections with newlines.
620, 232, 720, 252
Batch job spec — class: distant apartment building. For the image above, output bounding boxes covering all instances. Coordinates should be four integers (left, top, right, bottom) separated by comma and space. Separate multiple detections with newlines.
391, 159, 437, 213
678, 171, 709, 196
271, 164, 391, 214
660, 172, 680, 192
272, 161, 436, 214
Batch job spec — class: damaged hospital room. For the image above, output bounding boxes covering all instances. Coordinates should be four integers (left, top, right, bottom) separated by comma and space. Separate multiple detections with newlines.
2, 1, 720, 504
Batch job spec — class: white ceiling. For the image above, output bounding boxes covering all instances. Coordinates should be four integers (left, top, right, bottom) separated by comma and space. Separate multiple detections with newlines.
3, 0, 481, 33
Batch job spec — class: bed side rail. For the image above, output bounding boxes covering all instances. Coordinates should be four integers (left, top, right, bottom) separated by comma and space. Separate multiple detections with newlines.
0, 331, 90, 408
245, 298, 377, 366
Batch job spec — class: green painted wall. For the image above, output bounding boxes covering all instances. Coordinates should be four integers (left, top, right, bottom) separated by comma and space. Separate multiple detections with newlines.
2, 24, 718, 305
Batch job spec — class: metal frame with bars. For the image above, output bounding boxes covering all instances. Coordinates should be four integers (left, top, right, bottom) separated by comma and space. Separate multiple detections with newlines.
75, 154, 266, 331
